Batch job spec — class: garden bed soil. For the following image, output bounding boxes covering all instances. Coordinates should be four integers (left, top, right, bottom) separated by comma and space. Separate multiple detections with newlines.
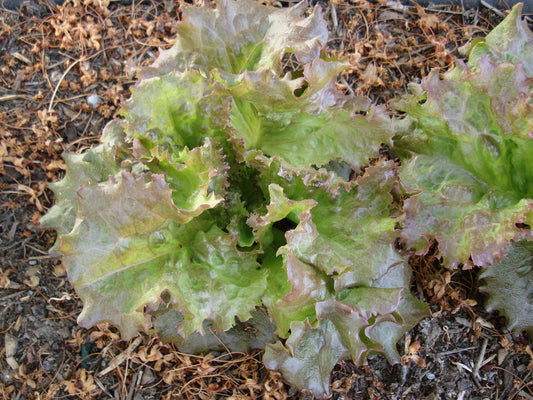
1, 0, 532, 398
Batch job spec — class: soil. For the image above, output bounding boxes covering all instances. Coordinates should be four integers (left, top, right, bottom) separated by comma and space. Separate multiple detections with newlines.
1, 0, 532, 399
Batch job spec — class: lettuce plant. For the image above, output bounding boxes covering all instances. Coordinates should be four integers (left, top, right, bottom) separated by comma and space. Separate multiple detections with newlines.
466, 4, 533, 336
392, 3, 533, 269
41, 0, 428, 397
392, 3, 533, 337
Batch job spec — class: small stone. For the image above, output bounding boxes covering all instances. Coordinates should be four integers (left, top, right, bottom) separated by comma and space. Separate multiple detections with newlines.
87, 94, 103, 109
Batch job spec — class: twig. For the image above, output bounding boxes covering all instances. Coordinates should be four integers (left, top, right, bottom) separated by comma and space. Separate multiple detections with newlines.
23, 255, 55, 261
340, 76, 355, 96
126, 369, 143, 400
452, 361, 472, 373
48, 58, 82, 113
472, 337, 488, 380
97, 336, 143, 377
518, 391, 533, 400
0, 320, 17, 335
512, 370, 533, 400
480, 0, 506, 18
94, 375, 114, 398
0, 291, 28, 303
438, 346, 477, 356
23, 243, 50, 255
208, 325, 232, 354
0, 94, 29, 102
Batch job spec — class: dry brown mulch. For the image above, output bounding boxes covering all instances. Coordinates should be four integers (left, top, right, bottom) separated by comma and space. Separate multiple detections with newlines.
1, 0, 532, 399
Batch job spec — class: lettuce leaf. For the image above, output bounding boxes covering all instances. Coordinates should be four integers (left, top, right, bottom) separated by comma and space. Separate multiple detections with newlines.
259, 161, 428, 397
264, 264, 427, 398
59, 171, 266, 338
152, 307, 278, 353
394, 58, 533, 268
215, 56, 392, 170
479, 240, 533, 336
264, 319, 349, 397
120, 70, 229, 151
142, 0, 327, 77
468, 3, 533, 77
40, 121, 128, 237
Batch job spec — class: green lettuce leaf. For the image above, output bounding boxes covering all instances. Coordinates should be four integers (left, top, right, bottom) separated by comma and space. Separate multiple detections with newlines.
216, 58, 392, 170
285, 162, 405, 288
270, 248, 330, 336
264, 319, 349, 397
258, 161, 428, 397
255, 160, 405, 287
59, 172, 266, 338
394, 59, 533, 268
468, 3, 533, 77
141, 138, 228, 210
142, 0, 327, 77
120, 70, 229, 151
479, 240, 533, 337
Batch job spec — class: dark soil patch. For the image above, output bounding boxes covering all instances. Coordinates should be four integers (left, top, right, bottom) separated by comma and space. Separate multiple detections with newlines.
1, 0, 532, 399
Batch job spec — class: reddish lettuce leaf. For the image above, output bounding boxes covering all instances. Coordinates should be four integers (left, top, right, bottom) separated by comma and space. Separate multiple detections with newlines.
40, 121, 128, 238
394, 59, 533, 267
